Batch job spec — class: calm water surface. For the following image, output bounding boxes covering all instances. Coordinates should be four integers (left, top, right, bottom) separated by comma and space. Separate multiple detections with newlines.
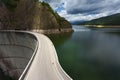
48, 25, 120, 80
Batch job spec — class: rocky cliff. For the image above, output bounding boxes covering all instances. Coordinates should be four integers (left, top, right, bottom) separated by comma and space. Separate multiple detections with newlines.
0, 0, 73, 33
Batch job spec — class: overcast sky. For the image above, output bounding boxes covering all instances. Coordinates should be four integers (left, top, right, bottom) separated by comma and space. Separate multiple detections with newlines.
40, 0, 120, 22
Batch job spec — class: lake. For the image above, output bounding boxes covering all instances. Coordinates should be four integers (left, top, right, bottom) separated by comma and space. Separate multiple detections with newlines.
48, 25, 120, 80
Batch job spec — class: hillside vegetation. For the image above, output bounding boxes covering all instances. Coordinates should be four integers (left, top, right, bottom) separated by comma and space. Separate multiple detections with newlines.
0, 0, 72, 32
81, 13, 120, 25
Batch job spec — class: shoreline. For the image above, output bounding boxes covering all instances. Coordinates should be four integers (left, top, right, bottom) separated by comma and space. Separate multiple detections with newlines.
82, 25, 120, 28
31, 28, 73, 34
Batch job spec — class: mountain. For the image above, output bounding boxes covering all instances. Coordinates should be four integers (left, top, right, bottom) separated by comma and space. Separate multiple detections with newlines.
70, 20, 86, 25
0, 0, 73, 33
81, 13, 120, 25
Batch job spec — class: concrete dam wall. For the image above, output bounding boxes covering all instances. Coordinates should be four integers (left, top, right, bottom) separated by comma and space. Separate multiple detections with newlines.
0, 31, 38, 80
0, 31, 72, 80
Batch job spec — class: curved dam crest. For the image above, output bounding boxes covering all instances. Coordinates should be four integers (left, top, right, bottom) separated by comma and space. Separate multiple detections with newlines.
0, 31, 72, 80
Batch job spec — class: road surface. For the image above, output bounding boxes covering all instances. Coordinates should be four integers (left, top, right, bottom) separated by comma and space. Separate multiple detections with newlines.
0, 31, 72, 80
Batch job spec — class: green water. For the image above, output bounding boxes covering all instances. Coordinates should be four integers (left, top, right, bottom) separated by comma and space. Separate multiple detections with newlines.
48, 25, 120, 80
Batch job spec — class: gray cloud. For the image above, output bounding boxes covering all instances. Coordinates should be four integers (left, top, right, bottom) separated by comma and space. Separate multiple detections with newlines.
65, 0, 120, 14
40, 0, 51, 2
40, 0, 61, 9
40, 0, 120, 21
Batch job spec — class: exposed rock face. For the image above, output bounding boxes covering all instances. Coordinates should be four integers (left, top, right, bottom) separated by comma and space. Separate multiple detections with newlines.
0, 0, 73, 33
33, 2, 60, 30
14, 0, 36, 30
0, 0, 10, 29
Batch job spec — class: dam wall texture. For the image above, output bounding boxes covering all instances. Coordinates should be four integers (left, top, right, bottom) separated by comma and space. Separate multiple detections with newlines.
0, 31, 38, 80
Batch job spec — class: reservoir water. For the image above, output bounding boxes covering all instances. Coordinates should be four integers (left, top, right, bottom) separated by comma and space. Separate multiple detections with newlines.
48, 25, 120, 80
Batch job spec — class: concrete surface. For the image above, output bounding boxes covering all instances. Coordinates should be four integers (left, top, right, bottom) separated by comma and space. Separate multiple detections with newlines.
0, 31, 72, 80
0, 31, 38, 80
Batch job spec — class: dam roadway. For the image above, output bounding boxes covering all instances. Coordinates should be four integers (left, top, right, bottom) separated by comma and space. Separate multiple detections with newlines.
0, 31, 72, 80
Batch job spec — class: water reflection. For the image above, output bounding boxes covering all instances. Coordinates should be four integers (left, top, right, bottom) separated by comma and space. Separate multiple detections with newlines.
72, 25, 90, 32
48, 32, 72, 46
48, 26, 120, 80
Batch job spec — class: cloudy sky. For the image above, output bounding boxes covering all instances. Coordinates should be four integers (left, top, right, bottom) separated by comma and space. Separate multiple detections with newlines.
40, 0, 120, 22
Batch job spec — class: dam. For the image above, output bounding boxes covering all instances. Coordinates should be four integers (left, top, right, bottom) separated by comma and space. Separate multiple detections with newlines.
0, 31, 72, 80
